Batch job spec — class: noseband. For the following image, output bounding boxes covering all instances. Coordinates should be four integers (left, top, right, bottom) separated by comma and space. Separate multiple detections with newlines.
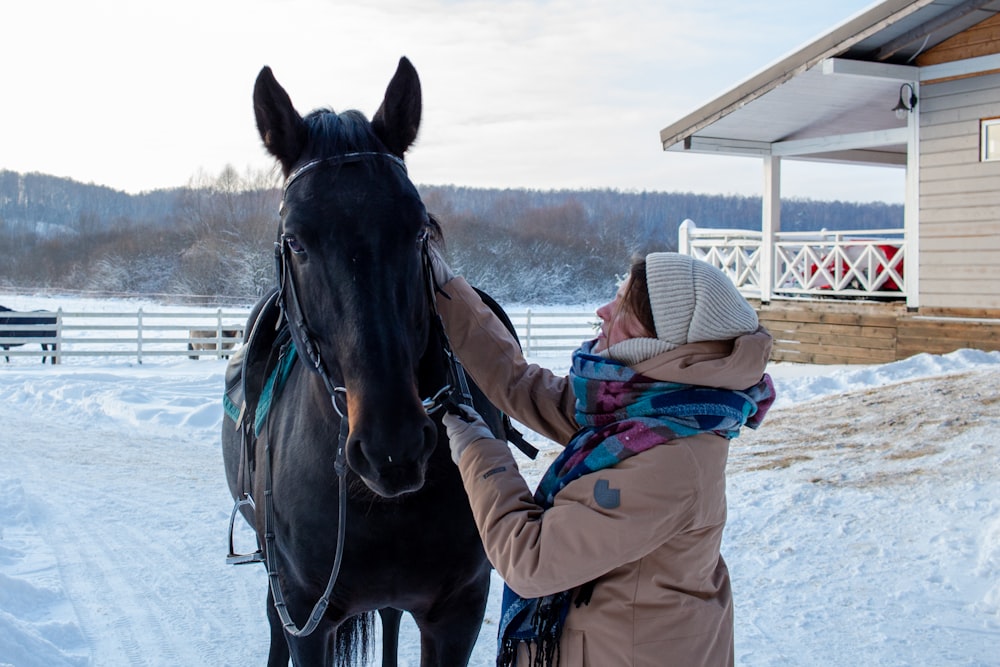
263, 151, 472, 637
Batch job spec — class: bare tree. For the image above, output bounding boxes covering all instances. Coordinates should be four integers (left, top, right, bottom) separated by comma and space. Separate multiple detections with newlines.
176, 165, 281, 298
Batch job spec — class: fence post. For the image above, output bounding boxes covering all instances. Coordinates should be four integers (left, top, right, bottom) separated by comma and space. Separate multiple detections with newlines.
137, 308, 143, 364
216, 308, 224, 359
55, 307, 63, 365
524, 309, 532, 357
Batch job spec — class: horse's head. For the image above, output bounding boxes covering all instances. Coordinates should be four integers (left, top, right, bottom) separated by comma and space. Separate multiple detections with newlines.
254, 58, 442, 498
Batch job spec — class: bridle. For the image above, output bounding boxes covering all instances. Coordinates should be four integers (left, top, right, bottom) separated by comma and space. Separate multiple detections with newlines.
274, 151, 467, 416
263, 150, 472, 637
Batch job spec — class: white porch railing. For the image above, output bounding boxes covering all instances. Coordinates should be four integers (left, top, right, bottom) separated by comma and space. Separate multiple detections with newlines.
678, 219, 906, 300
677, 225, 763, 294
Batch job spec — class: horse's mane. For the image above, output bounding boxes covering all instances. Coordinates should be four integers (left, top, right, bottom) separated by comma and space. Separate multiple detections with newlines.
303, 108, 382, 156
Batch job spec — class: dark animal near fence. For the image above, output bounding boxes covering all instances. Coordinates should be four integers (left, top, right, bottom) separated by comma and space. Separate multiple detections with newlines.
222, 59, 506, 666
188, 328, 242, 360
0, 305, 58, 363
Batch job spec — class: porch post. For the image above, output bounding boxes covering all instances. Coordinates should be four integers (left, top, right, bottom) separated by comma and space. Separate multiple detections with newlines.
761, 155, 781, 303
678, 218, 694, 255
904, 81, 920, 309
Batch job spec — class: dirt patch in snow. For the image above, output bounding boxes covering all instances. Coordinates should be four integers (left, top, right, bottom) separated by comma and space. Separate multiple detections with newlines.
731, 367, 1000, 488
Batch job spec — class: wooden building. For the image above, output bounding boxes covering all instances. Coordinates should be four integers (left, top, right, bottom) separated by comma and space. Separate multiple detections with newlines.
660, 0, 1000, 363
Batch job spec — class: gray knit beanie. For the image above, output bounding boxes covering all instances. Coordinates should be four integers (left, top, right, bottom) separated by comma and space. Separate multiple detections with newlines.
602, 252, 759, 365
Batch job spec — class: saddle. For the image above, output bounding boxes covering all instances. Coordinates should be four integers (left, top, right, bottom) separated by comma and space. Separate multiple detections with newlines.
224, 287, 286, 433
224, 288, 290, 509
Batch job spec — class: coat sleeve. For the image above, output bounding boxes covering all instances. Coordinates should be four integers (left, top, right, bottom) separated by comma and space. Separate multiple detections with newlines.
436, 276, 579, 445
458, 436, 704, 599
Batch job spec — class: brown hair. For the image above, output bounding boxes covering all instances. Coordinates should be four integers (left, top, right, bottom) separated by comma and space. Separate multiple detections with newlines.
616, 257, 656, 338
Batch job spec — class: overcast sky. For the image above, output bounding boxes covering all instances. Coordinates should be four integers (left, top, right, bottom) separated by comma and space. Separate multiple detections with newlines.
3, 0, 903, 202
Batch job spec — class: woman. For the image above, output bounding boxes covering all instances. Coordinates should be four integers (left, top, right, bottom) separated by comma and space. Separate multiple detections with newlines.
433, 251, 775, 667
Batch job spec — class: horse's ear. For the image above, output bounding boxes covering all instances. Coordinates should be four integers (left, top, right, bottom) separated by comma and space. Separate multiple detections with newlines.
253, 66, 307, 175
371, 57, 422, 158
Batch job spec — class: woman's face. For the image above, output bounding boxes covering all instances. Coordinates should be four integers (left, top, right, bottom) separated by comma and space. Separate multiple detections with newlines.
593, 278, 653, 354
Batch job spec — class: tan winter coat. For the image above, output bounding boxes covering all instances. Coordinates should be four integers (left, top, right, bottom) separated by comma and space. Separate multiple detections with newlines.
437, 277, 772, 667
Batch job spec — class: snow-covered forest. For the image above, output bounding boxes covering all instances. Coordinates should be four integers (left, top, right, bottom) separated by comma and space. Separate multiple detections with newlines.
0, 169, 903, 304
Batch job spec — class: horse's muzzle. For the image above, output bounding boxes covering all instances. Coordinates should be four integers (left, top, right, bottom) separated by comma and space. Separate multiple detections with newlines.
345, 419, 437, 498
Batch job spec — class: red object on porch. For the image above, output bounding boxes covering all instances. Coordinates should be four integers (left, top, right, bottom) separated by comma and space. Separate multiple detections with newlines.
876, 244, 903, 291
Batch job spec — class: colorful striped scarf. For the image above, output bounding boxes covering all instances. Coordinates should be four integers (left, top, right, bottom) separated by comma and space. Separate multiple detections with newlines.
498, 341, 775, 667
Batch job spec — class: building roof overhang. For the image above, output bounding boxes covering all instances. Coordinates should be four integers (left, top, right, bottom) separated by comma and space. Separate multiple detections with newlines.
660, 0, 1000, 166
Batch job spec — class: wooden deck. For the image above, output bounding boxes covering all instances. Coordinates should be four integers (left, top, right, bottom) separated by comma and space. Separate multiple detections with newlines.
753, 300, 1000, 364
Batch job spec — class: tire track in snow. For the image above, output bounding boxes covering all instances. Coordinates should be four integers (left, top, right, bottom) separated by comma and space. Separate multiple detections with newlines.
3, 401, 264, 666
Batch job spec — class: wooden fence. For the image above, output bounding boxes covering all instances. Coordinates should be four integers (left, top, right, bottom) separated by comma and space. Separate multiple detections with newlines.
0, 309, 248, 364
0, 307, 598, 364
757, 300, 1000, 364
4, 302, 998, 366
504, 310, 597, 357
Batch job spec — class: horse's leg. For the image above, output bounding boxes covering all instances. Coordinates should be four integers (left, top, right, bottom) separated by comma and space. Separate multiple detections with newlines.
265, 589, 291, 667
412, 577, 490, 667
268, 590, 339, 666
284, 625, 336, 667
378, 607, 402, 667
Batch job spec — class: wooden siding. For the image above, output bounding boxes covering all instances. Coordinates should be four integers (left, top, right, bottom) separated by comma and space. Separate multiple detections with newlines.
753, 300, 1000, 365
918, 71, 1000, 310
917, 12, 1000, 68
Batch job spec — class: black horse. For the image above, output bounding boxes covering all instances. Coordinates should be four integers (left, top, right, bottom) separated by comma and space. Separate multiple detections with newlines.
0, 305, 58, 363
223, 59, 503, 667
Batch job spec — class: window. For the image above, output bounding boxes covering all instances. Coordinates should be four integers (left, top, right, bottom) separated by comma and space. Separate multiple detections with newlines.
981, 117, 1000, 161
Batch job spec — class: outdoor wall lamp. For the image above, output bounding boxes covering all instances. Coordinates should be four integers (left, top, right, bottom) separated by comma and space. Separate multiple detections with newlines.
893, 82, 918, 119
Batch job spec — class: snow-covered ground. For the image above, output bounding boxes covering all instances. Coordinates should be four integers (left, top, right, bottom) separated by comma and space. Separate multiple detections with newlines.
1, 295, 999, 666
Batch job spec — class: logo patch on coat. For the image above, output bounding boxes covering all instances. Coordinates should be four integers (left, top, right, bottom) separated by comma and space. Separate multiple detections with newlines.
593, 479, 620, 509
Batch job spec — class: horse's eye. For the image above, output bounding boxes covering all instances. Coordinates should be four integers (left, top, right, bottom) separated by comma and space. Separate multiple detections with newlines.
285, 235, 306, 255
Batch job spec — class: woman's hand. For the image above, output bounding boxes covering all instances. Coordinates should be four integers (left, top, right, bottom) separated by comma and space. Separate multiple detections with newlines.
443, 404, 494, 464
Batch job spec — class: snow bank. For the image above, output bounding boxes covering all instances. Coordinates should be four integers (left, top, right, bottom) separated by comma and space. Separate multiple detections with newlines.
2, 304, 998, 665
